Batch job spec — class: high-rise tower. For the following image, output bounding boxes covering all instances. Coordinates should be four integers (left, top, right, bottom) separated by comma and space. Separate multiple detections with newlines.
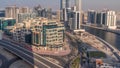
75, 0, 81, 11
87, 10, 117, 29
66, 0, 70, 8
60, 0, 70, 21
71, 0, 82, 30
60, 0, 69, 10
5, 6, 19, 19
69, 0, 83, 31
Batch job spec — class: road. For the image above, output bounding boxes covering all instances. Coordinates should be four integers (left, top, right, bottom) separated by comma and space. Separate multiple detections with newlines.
97, 37, 120, 61
0, 54, 8, 68
66, 32, 86, 68
0, 39, 63, 68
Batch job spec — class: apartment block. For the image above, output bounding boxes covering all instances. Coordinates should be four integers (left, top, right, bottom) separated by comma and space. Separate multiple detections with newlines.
11, 17, 65, 47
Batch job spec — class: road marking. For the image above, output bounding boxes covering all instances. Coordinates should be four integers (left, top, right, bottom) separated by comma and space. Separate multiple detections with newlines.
33, 52, 63, 68
0, 42, 51, 68
5, 40, 63, 68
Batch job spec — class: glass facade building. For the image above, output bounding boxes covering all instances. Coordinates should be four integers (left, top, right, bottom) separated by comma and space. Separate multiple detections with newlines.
87, 10, 97, 24
0, 10, 5, 17
60, 0, 69, 10
87, 10, 117, 29
0, 18, 16, 30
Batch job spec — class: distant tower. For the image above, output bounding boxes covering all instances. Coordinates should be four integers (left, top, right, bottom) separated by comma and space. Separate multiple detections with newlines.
60, 0, 70, 21
19, 7, 31, 13
87, 10, 97, 24
87, 10, 117, 29
75, 0, 81, 11
66, 0, 70, 8
70, 11, 81, 30
60, 0, 69, 10
105, 11, 117, 29
69, 0, 83, 30
5, 6, 19, 19
72, 0, 82, 30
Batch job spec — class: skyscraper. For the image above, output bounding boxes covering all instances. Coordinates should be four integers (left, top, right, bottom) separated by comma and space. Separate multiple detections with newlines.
5, 6, 19, 19
0, 10, 5, 17
34, 6, 52, 19
60, 0, 69, 10
5, 6, 31, 22
70, 0, 82, 30
87, 10, 117, 29
105, 11, 117, 29
66, 0, 69, 8
87, 10, 97, 24
96, 12, 102, 25
75, 0, 81, 11
60, 0, 70, 21
70, 11, 81, 30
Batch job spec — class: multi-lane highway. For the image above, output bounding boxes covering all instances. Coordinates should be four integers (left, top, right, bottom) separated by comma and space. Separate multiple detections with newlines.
0, 39, 63, 68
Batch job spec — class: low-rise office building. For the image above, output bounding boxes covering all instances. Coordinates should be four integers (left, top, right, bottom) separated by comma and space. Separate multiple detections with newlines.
11, 23, 32, 43
0, 18, 16, 30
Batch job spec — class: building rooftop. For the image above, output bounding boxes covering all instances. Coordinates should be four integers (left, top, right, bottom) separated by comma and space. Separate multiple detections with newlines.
22, 17, 63, 27
0, 17, 15, 20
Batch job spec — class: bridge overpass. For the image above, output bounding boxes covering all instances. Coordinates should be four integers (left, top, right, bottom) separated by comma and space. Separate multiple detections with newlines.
96, 37, 120, 61
0, 39, 63, 68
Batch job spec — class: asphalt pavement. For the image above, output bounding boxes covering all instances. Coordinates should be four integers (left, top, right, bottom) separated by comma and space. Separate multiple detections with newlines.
0, 40, 63, 68
0, 54, 8, 68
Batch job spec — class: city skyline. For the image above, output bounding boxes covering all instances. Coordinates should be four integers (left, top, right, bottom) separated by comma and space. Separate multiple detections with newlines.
0, 0, 120, 68
0, 0, 120, 11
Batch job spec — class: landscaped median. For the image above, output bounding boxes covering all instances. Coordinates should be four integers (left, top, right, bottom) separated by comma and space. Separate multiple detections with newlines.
70, 56, 81, 68
87, 51, 107, 58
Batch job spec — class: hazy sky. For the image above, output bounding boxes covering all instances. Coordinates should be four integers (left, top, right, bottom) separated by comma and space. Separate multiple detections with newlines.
0, 0, 119, 11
